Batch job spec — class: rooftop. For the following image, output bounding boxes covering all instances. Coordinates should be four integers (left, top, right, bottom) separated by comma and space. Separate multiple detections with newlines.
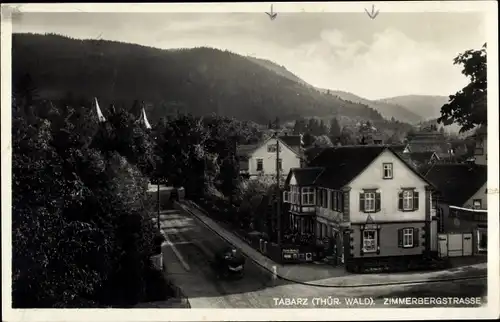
424, 163, 487, 206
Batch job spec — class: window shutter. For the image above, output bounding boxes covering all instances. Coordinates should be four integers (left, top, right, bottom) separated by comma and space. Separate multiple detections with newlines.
375, 192, 381, 212
376, 227, 381, 255
397, 229, 403, 248
359, 193, 365, 212
413, 191, 419, 210
413, 228, 419, 248
360, 228, 364, 256
398, 191, 403, 210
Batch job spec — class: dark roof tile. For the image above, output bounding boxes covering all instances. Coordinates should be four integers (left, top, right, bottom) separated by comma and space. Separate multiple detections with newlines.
279, 135, 302, 147
310, 146, 386, 189
424, 164, 487, 205
285, 167, 324, 186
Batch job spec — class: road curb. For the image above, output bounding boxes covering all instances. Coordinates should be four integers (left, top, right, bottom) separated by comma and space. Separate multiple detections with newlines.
177, 201, 487, 288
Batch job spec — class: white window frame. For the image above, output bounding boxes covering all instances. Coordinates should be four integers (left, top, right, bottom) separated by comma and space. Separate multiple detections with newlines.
383, 163, 393, 179
256, 158, 263, 171
293, 186, 299, 204
403, 190, 414, 211
362, 230, 377, 253
283, 191, 290, 203
364, 192, 376, 212
477, 229, 487, 252
302, 187, 315, 205
402, 228, 414, 248
267, 143, 280, 153
473, 199, 482, 210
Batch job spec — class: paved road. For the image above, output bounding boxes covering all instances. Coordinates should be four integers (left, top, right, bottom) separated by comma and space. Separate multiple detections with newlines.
159, 208, 279, 308
158, 208, 487, 309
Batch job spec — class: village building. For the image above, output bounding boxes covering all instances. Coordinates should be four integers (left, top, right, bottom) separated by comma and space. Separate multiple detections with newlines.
237, 135, 303, 179
283, 145, 437, 271
424, 163, 488, 256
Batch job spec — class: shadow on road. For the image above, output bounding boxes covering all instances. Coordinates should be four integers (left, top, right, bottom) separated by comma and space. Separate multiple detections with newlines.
159, 208, 294, 305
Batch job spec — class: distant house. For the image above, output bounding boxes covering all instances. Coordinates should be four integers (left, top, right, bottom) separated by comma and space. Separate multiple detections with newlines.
424, 163, 487, 255
404, 151, 440, 171
283, 145, 437, 270
237, 135, 303, 179
404, 132, 451, 155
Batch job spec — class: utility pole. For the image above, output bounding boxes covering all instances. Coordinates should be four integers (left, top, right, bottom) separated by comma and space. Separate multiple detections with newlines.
157, 181, 161, 231
275, 131, 282, 246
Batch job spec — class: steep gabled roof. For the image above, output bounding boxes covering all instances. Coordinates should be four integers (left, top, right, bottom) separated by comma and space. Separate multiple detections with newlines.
408, 151, 436, 164
306, 145, 436, 190
285, 167, 324, 187
236, 136, 301, 158
279, 135, 302, 148
311, 146, 387, 189
424, 164, 487, 206
391, 144, 406, 154
407, 141, 451, 154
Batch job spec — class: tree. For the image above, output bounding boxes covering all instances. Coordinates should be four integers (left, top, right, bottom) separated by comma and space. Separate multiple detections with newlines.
12, 96, 162, 308
302, 132, 315, 147
328, 117, 341, 138
438, 43, 487, 133
313, 135, 333, 148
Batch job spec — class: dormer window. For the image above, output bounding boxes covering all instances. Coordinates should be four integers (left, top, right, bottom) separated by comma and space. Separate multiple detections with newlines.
383, 163, 393, 179
267, 144, 281, 153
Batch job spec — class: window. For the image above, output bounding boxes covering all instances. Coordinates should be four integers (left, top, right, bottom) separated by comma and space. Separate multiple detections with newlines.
330, 190, 335, 210
294, 186, 299, 204
322, 189, 328, 208
477, 229, 487, 252
360, 190, 380, 213
362, 230, 377, 253
283, 191, 290, 203
267, 144, 280, 153
278, 158, 282, 170
302, 187, 315, 205
256, 158, 263, 171
473, 199, 482, 210
337, 192, 343, 211
402, 228, 414, 248
403, 190, 413, 210
364, 192, 376, 212
318, 188, 323, 206
398, 227, 418, 248
383, 163, 393, 179
399, 189, 419, 211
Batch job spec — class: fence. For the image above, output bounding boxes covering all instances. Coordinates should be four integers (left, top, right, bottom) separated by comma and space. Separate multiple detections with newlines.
438, 232, 473, 258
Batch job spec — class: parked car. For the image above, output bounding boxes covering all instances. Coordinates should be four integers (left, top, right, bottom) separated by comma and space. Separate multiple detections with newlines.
211, 247, 246, 279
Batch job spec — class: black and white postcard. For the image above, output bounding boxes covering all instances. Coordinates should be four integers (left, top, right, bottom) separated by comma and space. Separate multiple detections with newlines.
1, 2, 498, 321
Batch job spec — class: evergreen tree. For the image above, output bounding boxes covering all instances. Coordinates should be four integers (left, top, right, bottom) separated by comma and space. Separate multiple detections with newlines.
328, 117, 341, 138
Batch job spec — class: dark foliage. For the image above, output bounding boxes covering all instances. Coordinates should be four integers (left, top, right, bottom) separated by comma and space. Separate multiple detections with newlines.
12, 33, 385, 125
438, 43, 487, 133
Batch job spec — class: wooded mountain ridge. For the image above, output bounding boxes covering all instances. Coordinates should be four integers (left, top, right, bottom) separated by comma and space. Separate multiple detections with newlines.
248, 56, 450, 124
13, 33, 385, 125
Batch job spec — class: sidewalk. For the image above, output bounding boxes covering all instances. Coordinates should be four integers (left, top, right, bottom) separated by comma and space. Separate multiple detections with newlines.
176, 201, 487, 288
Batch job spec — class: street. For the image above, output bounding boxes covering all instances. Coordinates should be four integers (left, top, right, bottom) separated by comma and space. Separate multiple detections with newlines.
159, 207, 487, 308
159, 208, 280, 308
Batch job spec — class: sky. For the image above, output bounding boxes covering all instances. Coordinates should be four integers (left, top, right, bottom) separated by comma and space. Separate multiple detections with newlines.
12, 11, 487, 100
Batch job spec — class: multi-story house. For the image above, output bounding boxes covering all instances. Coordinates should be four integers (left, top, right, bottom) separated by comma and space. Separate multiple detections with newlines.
283, 145, 437, 271
424, 163, 487, 255
237, 135, 303, 179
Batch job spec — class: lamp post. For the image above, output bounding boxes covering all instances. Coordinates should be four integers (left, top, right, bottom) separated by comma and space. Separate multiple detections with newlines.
275, 131, 282, 246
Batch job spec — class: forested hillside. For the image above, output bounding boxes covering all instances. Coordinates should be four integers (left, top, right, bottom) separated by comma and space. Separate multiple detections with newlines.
12, 33, 383, 124
377, 95, 449, 121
